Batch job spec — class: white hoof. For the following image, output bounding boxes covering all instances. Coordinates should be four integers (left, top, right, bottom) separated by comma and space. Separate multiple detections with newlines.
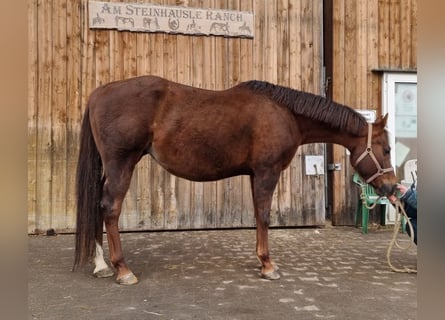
93, 266, 114, 278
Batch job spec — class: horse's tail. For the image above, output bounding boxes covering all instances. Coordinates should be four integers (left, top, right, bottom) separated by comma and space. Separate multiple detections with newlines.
73, 106, 104, 270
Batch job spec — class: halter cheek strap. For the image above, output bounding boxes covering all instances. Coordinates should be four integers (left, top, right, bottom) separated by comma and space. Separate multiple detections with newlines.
354, 123, 394, 184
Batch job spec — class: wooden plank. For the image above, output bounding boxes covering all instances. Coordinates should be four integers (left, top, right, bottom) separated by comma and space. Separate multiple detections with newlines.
410, 0, 417, 68
252, 0, 262, 80
378, 0, 390, 68
300, 0, 313, 92
51, 0, 68, 230
80, 0, 96, 112
312, 0, 322, 93
357, 0, 367, 107
265, 0, 278, 82
28, 0, 38, 233
367, 0, 379, 111
289, 0, 302, 89
400, 0, 412, 68
344, 0, 357, 106
314, 0, 321, 88
277, 0, 289, 86
333, 0, 345, 102
94, 30, 110, 86
35, 0, 54, 233
389, 0, 401, 68
65, 0, 83, 232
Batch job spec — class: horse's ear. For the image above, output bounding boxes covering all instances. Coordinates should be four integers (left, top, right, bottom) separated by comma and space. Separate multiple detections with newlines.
381, 113, 389, 126
375, 113, 388, 128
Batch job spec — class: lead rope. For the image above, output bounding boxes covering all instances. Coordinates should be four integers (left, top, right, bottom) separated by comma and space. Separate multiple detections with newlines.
360, 194, 417, 273
386, 199, 417, 273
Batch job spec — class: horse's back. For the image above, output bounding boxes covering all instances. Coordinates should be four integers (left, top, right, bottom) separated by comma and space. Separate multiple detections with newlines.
88, 75, 168, 106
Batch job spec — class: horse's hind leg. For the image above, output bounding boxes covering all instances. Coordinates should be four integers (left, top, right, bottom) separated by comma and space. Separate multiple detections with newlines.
93, 240, 114, 278
250, 173, 281, 280
100, 156, 140, 285
93, 205, 114, 278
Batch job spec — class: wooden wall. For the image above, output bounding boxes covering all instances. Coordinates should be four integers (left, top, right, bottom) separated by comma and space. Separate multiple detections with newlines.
28, 0, 325, 233
329, 0, 417, 225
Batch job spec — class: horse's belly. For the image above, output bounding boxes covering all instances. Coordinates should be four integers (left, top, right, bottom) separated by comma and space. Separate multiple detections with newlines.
149, 144, 250, 182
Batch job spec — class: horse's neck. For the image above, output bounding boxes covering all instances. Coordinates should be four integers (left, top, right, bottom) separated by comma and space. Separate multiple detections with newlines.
299, 120, 363, 152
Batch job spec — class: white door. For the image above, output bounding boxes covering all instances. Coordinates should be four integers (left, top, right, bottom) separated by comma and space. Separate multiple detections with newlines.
383, 72, 417, 223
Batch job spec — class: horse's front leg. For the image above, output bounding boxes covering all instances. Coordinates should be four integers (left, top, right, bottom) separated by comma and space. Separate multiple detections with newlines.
255, 219, 280, 280
251, 174, 280, 280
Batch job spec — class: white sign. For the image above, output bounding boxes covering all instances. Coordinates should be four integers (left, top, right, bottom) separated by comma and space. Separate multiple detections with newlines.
89, 1, 254, 38
305, 155, 325, 176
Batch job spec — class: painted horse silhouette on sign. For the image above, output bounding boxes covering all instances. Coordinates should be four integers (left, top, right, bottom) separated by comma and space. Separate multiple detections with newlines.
74, 76, 397, 285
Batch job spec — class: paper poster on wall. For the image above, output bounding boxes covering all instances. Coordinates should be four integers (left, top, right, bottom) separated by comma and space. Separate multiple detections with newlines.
395, 82, 417, 138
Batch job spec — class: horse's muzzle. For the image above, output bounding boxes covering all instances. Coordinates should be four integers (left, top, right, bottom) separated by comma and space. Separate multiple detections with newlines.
378, 183, 397, 197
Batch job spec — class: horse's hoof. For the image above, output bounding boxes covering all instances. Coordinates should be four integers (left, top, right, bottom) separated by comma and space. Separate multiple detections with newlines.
93, 267, 114, 278
116, 272, 139, 285
261, 269, 281, 280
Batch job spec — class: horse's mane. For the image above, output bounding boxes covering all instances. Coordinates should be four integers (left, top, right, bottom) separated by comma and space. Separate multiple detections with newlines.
238, 80, 367, 135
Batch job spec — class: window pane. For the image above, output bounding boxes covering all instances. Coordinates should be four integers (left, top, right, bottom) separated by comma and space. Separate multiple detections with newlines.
394, 82, 417, 183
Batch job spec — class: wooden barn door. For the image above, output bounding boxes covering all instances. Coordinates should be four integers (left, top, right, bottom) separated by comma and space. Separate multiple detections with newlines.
28, 0, 326, 233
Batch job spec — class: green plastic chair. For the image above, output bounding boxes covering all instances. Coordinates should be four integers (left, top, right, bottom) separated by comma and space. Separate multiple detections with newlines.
352, 172, 391, 234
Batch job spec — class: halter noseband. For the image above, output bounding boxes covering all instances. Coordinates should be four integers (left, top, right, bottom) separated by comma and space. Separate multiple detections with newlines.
354, 123, 394, 184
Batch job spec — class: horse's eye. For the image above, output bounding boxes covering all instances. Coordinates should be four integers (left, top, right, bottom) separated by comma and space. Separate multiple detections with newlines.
384, 147, 391, 155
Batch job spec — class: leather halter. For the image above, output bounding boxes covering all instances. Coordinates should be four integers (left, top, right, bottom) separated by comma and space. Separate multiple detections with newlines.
354, 123, 394, 184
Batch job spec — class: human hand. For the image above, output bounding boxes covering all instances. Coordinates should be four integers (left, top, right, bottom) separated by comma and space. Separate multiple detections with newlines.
388, 184, 408, 203
395, 184, 408, 196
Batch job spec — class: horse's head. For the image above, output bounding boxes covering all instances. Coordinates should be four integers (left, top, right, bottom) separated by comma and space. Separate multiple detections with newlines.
351, 114, 398, 197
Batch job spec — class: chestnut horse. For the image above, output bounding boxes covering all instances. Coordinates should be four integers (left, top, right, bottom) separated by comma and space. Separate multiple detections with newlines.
74, 75, 397, 285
